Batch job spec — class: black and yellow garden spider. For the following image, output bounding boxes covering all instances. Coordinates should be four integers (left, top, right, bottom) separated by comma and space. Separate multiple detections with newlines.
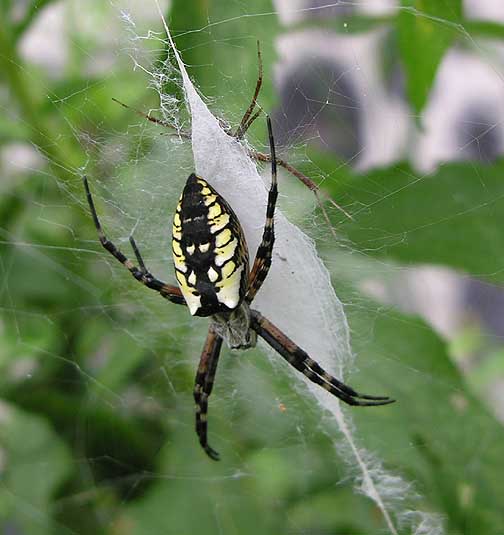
83, 110, 394, 460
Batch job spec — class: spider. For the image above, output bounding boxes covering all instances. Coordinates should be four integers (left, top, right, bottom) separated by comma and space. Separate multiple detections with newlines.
83, 113, 394, 461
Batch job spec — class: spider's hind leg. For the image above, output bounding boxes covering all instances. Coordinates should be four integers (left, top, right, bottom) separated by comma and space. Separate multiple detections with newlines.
250, 310, 395, 407
193, 328, 224, 460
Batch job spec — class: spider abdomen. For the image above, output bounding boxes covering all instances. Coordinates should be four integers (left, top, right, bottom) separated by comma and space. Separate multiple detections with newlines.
172, 174, 249, 317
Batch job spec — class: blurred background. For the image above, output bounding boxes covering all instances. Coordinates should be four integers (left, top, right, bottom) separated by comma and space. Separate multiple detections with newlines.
1, 0, 504, 533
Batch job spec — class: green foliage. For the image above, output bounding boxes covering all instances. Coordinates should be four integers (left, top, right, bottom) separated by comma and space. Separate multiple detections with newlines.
332, 160, 504, 283
1, 0, 504, 534
397, 0, 462, 115
349, 304, 504, 534
0, 403, 73, 534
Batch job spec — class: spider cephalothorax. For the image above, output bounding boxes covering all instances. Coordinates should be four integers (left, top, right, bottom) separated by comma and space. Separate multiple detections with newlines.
84, 115, 394, 461
210, 304, 257, 350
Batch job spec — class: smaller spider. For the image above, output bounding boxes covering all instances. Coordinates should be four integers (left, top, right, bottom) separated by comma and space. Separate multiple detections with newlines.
83, 116, 394, 461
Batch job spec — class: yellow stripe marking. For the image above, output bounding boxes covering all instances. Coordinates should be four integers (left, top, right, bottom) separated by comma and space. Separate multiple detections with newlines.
215, 228, 231, 248
215, 238, 237, 266
221, 261, 236, 278
172, 240, 183, 257
208, 202, 222, 220
210, 213, 230, 233
216, 264, 244, 309
176, 271, 201, 315
204, 194, 217, 206
174, 256, 187, 272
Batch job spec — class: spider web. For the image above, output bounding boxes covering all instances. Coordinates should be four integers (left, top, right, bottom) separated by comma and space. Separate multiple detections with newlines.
155, 6, 416, 534
2, 0, 504, 534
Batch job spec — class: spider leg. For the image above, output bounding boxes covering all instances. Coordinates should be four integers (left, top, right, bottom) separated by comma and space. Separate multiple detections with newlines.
83, 176, 185, 305
234, 40, 263, 140
246, 116, 278, 303
112, 98, 191, 138
129, 235, 147, 273
251, 151, 353, 222
194, 328, 224, 461
250, 310, 395, 407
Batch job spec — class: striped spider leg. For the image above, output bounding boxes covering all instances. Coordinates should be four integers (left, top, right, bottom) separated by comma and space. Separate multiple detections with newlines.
83, 176, 185, 305
246, 116, 277, 302
193, 328, 223, 460
250, 311, 393, 406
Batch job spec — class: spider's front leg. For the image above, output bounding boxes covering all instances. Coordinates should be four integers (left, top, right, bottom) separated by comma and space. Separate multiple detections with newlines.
246, 116, 278, 302
234, 40, 263, 140
250, 310, 395, 407
83, 176, 185, 305
193, 327, 224, 461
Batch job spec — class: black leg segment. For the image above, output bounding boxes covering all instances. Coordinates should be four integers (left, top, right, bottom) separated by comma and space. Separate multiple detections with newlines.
83, 176, 185, 305
193, 328, 224, 460
250, 310, 395, 407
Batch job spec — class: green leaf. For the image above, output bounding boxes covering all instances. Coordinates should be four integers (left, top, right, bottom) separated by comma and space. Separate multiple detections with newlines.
0, 402, 73, 534
345, 301, 504, 534
331, 160, 504, 283
462, 19, 504, 40
398, 0, 462, 115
